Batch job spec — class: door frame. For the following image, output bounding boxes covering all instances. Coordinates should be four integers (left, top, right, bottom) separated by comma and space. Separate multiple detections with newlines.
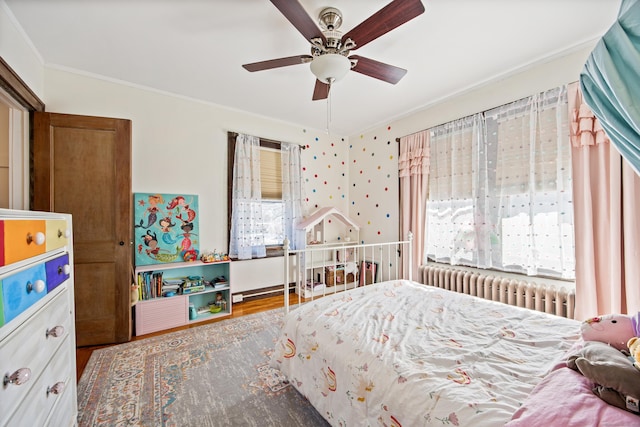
0, 55, 45, 210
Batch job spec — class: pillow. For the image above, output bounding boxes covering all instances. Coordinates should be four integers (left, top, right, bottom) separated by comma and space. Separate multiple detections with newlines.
567, 341, 640, 413
593, 385, 632, 412
506, 366, 639, 426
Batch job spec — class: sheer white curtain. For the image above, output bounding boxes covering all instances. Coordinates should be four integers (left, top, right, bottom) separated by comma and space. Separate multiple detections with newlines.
229, 133, 266, 260
426, 113, 484, 265
281, 142, 305, 250
426, 86, 575, 279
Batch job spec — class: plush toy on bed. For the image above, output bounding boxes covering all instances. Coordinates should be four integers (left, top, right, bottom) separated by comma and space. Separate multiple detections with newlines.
628, 337, 640, 372
567, 341, 640, 414
581, 312, 640, 350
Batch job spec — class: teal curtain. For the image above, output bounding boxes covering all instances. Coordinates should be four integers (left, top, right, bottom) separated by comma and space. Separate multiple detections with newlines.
580, 0, 640, 175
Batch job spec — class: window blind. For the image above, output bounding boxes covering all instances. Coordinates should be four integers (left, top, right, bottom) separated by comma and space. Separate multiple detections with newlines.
260, 147, 282, 199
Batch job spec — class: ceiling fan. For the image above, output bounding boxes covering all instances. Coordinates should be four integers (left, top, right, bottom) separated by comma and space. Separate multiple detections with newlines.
242, 0, 425, 101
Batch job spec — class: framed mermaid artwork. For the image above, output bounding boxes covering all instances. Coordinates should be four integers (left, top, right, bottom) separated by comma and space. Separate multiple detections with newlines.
133, 193, 200, 266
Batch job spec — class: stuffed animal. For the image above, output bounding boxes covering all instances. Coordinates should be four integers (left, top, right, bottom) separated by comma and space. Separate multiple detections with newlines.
131, 283, 139, 306
568, 341, 640, 413
581, 312, 640, 350
628, 337, 640, 371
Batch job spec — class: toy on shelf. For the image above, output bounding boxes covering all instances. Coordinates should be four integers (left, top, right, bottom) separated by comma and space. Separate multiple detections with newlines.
207, 292, 227, 313
200, 249, 230, 263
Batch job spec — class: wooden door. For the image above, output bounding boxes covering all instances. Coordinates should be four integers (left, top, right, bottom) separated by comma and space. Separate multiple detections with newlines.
33, 112, 132, 346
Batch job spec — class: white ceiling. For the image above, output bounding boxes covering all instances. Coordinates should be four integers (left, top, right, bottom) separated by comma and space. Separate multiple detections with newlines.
4, 0, 621, 136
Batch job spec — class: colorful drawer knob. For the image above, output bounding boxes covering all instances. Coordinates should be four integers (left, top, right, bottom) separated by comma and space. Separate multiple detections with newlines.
26, 279, 45, 294
26, 232, 46, 246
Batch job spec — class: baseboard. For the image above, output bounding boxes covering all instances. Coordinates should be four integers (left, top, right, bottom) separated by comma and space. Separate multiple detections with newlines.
232, 283, 295, 303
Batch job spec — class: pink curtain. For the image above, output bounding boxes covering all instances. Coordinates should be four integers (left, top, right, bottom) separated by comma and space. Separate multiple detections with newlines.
569, 82, 640, 320
399, 131, 429, 281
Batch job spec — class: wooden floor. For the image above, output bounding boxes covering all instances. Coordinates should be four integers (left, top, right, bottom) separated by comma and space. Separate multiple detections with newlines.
75, 293, 289, 381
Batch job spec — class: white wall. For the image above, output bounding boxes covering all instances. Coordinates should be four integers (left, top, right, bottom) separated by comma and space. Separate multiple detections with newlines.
348, 45, 597, 245
0, 1, 44, 99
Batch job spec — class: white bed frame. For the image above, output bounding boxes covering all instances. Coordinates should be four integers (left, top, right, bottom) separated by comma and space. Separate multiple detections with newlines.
282, 233, 413, 313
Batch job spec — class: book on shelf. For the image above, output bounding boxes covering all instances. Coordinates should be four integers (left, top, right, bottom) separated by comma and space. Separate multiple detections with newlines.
162, 283, 181, 291
182, 284, 206, 294
138, 271, 164, 300
212, 276, 227, 287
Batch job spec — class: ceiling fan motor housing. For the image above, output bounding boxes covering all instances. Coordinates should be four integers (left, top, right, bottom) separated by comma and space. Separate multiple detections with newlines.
310, 7, 351, 56
318, 7, 342, 31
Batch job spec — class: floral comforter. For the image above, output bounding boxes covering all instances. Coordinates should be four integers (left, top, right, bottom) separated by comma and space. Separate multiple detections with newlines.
270, 280, 580, 426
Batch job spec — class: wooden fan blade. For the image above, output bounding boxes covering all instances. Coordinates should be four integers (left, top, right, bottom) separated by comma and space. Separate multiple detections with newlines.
350, 55, 407, 84
312, 80, 330, 101
341, 0, 425, 50
243, 55, 313, 72
270, 0, 326, 44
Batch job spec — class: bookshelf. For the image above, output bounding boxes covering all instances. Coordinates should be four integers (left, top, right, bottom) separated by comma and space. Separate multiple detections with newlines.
134, 260, 231, 336
295, 242, 359, 298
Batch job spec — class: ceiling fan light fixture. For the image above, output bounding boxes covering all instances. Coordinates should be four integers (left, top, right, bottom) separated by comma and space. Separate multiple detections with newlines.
310, 53, 351, 84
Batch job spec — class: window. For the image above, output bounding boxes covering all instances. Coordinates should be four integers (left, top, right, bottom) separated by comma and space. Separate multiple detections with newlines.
227, 132, 303, 259
425, 86, 575, 280
259, 147, 285, 246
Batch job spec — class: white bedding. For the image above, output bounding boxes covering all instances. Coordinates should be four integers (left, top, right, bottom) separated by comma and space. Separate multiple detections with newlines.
270, 280, 580, 426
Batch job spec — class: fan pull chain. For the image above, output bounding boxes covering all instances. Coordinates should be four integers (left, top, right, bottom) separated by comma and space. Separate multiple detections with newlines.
326, 80, 333, 135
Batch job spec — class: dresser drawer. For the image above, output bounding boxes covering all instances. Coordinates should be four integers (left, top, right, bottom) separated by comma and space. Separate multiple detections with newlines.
1, 263, 48, 324
45, 219, 70, 252
45, 254, 71, 293
0, 220, 47, 266
0, 289, 71, 419
42, 372, 76, 427
4, 339, 73, 427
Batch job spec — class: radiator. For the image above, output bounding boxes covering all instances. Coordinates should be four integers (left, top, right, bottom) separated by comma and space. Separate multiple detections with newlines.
420, 265, 575, 319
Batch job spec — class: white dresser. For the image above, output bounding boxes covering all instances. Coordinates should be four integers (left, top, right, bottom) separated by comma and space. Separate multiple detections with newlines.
0, 209, 77, 427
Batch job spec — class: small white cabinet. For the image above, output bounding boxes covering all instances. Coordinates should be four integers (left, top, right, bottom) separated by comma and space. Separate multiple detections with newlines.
0, 209, 77, 427
294, 207, 361, 297
293, 242, 360, 298
134, 260, 231, 336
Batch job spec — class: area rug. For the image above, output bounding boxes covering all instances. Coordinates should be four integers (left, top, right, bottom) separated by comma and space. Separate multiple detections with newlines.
77, 308, 329, 426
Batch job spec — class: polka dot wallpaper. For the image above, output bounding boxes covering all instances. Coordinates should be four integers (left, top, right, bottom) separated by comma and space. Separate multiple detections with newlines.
348, 127, 401, 245
296, 127, 401, 245
299, 131, 350, 235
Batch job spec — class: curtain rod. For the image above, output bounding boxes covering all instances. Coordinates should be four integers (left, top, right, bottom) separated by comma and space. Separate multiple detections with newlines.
228, 131, 306, 150
394, 83, 577, 144
396, 130, 426, 143
396, 129, 432, 143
